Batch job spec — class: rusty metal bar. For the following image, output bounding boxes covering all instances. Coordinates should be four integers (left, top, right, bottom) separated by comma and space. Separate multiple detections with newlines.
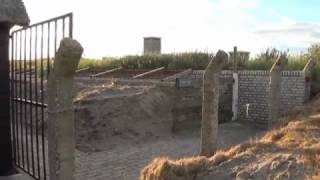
90, 67, 122, 78
132, 67, 165, 79
11, 13, 73, 34
13, 98, 47, 108
76, 67, 90, 73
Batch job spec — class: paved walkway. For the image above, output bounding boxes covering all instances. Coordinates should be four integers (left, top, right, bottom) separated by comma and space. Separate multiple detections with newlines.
6, 122, 263, 180
75, 122, 264, 180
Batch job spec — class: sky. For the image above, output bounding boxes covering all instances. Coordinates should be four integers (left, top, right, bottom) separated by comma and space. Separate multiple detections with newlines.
22, 0, 320, 58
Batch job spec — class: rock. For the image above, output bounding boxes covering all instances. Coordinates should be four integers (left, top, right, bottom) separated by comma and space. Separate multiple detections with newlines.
203, 171, 232, 180
236, 170, 251, 180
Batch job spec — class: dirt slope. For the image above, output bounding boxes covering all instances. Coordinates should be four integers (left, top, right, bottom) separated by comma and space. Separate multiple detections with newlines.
73, 79, 175, 152
140, 94, 320, 180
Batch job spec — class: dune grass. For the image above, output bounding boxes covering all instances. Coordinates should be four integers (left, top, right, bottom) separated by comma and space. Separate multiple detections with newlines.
140, 100, 320, 180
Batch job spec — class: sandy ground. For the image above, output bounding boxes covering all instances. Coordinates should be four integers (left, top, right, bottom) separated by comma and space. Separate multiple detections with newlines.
141, 94, 320, 180
12, 77, 267, 180
71, 78, 265, 179
75, 122, 264, 180
13, 122, 263, 180
73, 78, 176, 152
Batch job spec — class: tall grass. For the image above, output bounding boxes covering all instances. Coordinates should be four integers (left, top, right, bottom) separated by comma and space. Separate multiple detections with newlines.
243, 56, 309, 70
77, 52, 310, 71
312, 64, 320, 81
13, 50, 319, 82
78, 52, 210, 70
78, 57, 121, 71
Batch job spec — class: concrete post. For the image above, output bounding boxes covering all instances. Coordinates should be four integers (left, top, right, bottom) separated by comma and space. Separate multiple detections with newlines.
268, 55, 287, 129
200, 50, 228, 157
47, 38, 83, 180
303, 59, 315, 101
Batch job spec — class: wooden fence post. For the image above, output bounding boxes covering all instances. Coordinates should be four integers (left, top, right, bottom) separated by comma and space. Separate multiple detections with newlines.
47, 38, 83, 180
200, 50, 228, 157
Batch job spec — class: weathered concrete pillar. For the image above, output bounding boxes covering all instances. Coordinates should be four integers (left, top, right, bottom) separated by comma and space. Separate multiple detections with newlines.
303, 59, 315, 101
47, 38, 83, 180
200, 50, 228, 157
268, 55, 287, 129
0, 0, 29, 175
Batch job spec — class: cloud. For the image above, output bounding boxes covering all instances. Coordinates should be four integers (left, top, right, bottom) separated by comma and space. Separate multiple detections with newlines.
23, 0, 317, 58
256, 23, 320, 36
22, 0, 264, 57
254, 21, 320, 53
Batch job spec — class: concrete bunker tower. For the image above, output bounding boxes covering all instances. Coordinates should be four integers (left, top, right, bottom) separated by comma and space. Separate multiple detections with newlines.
143, 37, 161, 55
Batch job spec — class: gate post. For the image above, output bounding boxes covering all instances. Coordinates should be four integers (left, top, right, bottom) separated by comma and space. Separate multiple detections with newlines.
0, 22, 13, 176
0, 0, 29, 175
47, 38, 83, 180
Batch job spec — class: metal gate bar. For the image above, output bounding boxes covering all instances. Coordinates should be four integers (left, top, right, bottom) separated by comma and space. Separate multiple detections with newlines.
10, 13, 73, 180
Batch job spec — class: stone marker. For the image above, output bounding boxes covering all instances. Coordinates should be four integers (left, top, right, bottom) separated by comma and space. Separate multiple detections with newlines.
0, 0, 29, 175
268, 54, 287, 128
47, 38, 83, 180
200, 50, 228, 157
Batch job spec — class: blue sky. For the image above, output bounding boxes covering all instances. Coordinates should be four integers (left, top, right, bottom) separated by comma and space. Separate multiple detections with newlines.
253, 0, 320, 23
23, 0, 320, 58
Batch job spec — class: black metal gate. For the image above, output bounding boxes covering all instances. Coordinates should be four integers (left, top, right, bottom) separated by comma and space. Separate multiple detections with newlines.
10, 13, 73, 180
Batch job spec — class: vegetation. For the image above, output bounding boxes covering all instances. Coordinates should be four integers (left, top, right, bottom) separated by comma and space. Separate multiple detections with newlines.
307, 44, 320, 82
76, 47, 317, 71
78, 52, 210, 70
227, 48, 306, 70
12, 44, 320, 84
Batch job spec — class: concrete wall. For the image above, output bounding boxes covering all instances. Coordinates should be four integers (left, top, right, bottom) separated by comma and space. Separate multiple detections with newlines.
237, 71, 306, 126
191, 70, 234, 123
237, 71, 269, 126
172, 71, 233, 131
175, 70, 308, 128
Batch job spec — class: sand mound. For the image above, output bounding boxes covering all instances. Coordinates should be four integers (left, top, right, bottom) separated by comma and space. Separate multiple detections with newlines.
73, 79, 175, 152
140, 94, 320, 180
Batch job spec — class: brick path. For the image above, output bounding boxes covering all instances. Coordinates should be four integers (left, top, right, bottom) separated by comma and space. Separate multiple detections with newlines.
74, 122, 264, 180
75, 135, 199, 180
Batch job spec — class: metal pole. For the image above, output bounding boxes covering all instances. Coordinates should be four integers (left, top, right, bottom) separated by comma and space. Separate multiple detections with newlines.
233, 46, 237, 73
0, 22, 13, 175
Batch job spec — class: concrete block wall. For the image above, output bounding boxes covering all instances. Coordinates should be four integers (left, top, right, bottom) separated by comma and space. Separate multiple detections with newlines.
238, 71, 306, 126
187, 70, 307, 127
237, 71, 270, 125
280, 71, 306, 111
188, 70, 234, 123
